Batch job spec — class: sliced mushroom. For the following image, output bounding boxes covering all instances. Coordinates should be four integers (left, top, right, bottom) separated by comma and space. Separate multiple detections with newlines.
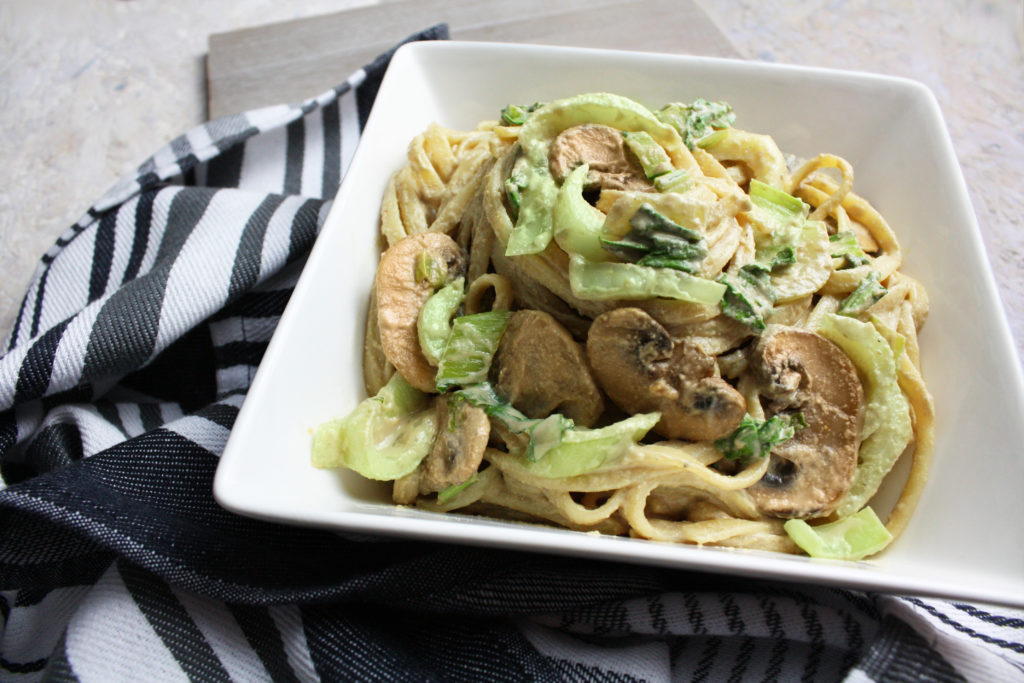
749, 326, 864, 519
491, 310, 604, 427
375, 232, 466, 392
548, 124, 653, 192
586, 307, 746, 441
419, 396, 490, 494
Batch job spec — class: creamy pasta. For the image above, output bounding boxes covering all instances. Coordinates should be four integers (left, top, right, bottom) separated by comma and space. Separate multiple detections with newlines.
312, 93, 934, 560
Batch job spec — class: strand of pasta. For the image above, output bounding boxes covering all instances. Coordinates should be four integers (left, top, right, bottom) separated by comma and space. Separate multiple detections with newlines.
620, 481, 783, 546
881, 344, 935, 540
788, 153, 854, 221
380, 123, 516, 247
464, 273, 515, 314
798, 174, 903, 296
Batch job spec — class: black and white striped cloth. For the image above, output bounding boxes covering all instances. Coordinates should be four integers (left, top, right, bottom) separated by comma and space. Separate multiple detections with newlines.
1, 26, 1022, 682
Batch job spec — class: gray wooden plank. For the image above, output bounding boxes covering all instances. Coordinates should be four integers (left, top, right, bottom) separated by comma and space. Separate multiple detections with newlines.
206, 0, 737, 118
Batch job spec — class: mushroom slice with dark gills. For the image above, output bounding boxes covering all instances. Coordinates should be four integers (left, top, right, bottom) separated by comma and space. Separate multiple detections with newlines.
548, 124, 654, 193
586, 307, 746, 441
491, 310, 604, 427
749, 326, 864, 519
418, 396, 490, 494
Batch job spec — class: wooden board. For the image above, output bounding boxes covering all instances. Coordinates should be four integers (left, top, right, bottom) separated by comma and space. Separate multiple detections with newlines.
207, 0, 738, 118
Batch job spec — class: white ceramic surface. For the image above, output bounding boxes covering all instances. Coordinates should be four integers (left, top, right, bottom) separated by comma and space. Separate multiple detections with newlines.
214, 41, 1024, 608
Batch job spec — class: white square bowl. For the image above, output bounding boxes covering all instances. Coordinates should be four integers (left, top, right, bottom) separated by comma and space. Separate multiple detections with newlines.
214, 41, 1024, 608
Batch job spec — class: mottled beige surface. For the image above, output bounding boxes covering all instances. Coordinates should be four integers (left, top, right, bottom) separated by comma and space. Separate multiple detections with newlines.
2, 0, 1022, 367
0, 0, 378, 343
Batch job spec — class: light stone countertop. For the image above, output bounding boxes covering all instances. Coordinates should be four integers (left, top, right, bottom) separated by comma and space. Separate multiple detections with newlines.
3, 1, 1023, 368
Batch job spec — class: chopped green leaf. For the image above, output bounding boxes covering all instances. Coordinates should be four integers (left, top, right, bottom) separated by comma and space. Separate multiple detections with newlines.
635, 253, 705, 272
630, 203, 705, 244
695, 129, 728, 149
505, 163, 558, 256
830, 231, 871, 269
749, 179, 808, 225
418, 277, 465, 365
311, 374, 436, 480
600, 203, 708, 273
717, 264, 777, 331
437, 474, 479, 503
784, 507, 893, 560
837, 271, 887, 317
452, 382, 660, 479
655, 99, 735, 150
654, 168, 693, 193
414, 250, 447, 288
521, 412, 661, 479
770, 245, 796, 269
552, 163, 609, 262
435, 311, 513, 391
500, 103, 542, 126
569, 255, 726, 305
714, 412, 806, 461
621, 130, 674, 178
525, 413, 576, 462
598, 237, 650, 260
453, 382, 573, 462
504, 155, 529, 210
815, 314, 913, 519
454, 382, 537, 434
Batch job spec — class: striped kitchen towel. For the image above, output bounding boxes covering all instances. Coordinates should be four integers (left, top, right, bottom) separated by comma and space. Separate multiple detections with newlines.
1, 25, 1022, 682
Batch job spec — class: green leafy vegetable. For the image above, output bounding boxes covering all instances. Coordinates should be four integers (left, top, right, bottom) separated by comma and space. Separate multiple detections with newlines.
500, 102, 542, 126
454, 382, 538, 432
524, 413, 576, 462
437, 474, 479, 504
600, 203, 708, 274
655, 98, 736, 149
814, 314, 913, 519
418, 277, 464, 365
435, 311, 513, 391
750, 202, 832, 304
552, 163, 610, 262
520, 412, 661, 479
749, 179, 808, 225
311, 374, 436, 480
452, 382, 574, 462
630, 202, 705, 243
838, 271, 887, 317
769, 246, 796, 269
504, 154, 529, 210
453, 382, 656, 476
653, 168, 693, 193
830, 231, 871, 269
621, 130, 674, 178
715, 412, 806, 461
569, 254, 726, 304
784, 507, 893, 560
414, 250, 447, 288
717, 264, 777, 331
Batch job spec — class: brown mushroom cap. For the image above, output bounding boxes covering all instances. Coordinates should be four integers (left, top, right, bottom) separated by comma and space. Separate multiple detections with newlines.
548, 124, 653, 192
749, 326, 864, 519
491, 310, 604, 427
375, 232, 466, 393
586, 307, 746, 441
419, 396, 489, 494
